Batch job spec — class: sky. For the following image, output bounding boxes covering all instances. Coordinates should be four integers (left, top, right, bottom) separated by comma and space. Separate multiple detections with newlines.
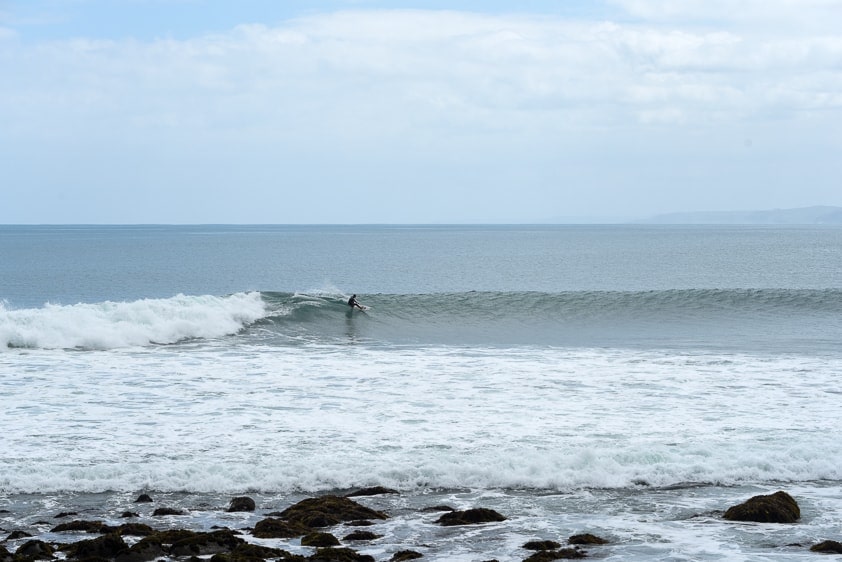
1, 0, 841, 224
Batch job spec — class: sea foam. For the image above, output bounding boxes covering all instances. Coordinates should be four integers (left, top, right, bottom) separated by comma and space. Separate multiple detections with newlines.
0, 292, 267, 350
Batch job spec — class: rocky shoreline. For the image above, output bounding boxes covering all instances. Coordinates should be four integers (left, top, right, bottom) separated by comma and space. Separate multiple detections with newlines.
2, 489, 841, 561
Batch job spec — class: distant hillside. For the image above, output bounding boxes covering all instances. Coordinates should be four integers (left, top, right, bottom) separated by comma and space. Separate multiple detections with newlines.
642, 206, 842, 225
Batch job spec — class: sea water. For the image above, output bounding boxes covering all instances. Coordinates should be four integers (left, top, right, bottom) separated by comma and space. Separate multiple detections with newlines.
1, 224, 842, 561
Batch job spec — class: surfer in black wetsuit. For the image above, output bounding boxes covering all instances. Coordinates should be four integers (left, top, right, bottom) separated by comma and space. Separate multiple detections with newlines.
348, 294, 364, 311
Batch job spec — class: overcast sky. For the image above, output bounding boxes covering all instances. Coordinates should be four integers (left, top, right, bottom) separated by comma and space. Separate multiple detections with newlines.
2, 0, 841, 224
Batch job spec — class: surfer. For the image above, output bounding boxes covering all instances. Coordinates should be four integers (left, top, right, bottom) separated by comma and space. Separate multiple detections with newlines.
348, 294, 365, 311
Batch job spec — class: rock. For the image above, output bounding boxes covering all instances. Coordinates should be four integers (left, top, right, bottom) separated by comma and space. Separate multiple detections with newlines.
54, 511, 78, 518
307, 547, 375, 562
5, 530, 32, 541
279, 496, 388, 528
228, 497, 256, 513
211, 543, 300, 562
811, 540, 842, 553
343, 530, 382, 541
345, 487, 399, 498
15, 540, 54, 560
51, 519, 107, 533
568, 533, 608, 545
61, 532, 129, 559
120, 511, 140, 518
301, 532, 340, 547
115, 537, 168, 562
523, 540, 562, 551
345, 520, 374, 527
421, 505, 454, 512
142, 529, 197, 545
113, 523, 155, 537
523, 548, 586, 561
390, 551, 423, 561
0, 545, 10, 562
152, 507, 185, 516
435, 508, 507, 526
134, 494, 153, 503
251, 518, 310, 539
723, 491, 800, 523
170, 530, 245, 557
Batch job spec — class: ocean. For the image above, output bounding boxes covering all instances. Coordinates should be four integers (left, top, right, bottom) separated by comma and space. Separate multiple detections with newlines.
1, 224, 842, 561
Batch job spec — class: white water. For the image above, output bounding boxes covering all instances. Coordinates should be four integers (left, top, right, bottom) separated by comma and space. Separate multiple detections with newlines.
0, 292, 266, 349
2, 343, 840, 494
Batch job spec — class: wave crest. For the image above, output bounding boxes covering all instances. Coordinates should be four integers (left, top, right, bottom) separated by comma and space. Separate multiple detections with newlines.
1, 292, 267, 350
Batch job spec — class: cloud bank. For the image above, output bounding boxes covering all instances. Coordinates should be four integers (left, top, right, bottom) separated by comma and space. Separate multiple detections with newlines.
2, 5, 841, 222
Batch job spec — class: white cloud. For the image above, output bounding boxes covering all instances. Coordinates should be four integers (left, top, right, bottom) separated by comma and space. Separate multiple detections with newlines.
610, 0, 842, 32
2, 6, 842, 222
4, 8, 837, 140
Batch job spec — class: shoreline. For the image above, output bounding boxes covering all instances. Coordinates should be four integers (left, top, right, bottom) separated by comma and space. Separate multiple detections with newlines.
3, 485, 842, 561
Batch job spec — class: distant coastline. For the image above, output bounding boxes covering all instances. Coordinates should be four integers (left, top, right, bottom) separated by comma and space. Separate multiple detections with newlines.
638, 206, 842, 225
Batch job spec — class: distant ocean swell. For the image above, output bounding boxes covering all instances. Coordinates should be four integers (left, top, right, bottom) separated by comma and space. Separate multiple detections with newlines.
3, 289, 841, 350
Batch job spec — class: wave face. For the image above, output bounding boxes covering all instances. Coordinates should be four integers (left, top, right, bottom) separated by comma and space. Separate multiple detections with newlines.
257, 289, 842, 352
3, 288, 841, 352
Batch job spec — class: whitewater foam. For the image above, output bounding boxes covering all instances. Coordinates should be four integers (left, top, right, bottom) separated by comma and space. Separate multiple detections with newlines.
2, 344, 840, 494
0, 292, 267, 350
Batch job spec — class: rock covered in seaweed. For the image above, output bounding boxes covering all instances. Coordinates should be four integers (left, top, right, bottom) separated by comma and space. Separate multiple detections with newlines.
300, 532, 341, 547
522, 548, 586, 561
228, 496, 256, 512
307, 547, 375, 562
568, 533, 608, 545
345, 487, 399, 498
811, 540, 842, 553
15, 540, 54, 560
523, 540, 562, 551
279, 496, 388, 528
60, 533, 129, 560
252, 518, 310, 539
390, 551, 423, 561
435, 508, 506, 526
722, 491, 800, 523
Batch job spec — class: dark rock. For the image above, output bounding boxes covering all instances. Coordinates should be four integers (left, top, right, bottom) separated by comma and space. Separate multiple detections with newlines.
228, 497, 256, 513
307, 547, 375, 562
120, 512, 139, 518
723, 491, 800, 523
344, 487, 399, 498
51, 520, 107, 533
152, 507, 185, 516
134, 494, 153, 503
301, 532, 340, 547
523, 548, 586, 561
251, 518, 310, 539
5, 530, 32, 541
113, 523, 155, 537
54, 512, 78, 519
342, 531, 382, 541
279, 496, 388, 528
390, 551, 423, 561
435, 508, 506, 526
61, 533, 129, 560
115, 537, 168, 562
143, 529, 197, 545
170, 530, 245, 557
0, 545, 10, 562
421, 505, 454, 512
811, 540, 842, 553
523, 540, 562, 551
568, 533, 608, 545
210, 543, 302, 562
345, 520, 373, 527
15, 540, 54, 560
